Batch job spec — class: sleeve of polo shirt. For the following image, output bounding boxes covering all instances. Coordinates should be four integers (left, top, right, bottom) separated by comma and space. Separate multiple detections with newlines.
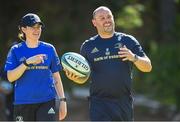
50, 46, 62, 73
4, 47, 18, 71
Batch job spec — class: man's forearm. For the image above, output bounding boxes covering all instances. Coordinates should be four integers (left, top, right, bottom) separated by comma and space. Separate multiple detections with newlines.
134, 56, 152, 72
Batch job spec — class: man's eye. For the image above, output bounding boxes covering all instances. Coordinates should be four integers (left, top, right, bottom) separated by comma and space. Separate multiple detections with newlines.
100, 17, 105, 20
107, 16, 111, 19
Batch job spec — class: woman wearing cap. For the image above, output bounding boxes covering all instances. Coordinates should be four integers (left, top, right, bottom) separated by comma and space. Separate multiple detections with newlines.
4, 13, 67, 121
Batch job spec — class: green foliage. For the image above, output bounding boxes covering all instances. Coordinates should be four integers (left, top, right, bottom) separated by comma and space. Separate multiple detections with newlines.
175, 0, 180, 3
115, 4, 144, 30
172, 14, 180, 41
134, 41, 180, 109
0, 0, 180, 111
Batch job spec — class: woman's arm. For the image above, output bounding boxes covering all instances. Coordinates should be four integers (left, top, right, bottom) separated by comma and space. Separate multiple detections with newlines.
7, 54, 45, 82
53, 72, 67, 120
7, 63, 27, 82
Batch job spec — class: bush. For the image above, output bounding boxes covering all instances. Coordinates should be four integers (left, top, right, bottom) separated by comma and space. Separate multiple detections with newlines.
134, 41, 180, 109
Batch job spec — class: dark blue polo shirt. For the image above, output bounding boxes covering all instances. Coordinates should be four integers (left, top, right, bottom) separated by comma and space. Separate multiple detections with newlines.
80, 32, 145, 99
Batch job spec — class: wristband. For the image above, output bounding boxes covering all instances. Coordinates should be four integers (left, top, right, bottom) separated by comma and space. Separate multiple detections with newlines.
59, 97, 67, 102
133, 54, 138, 63
23, 60, 29, 67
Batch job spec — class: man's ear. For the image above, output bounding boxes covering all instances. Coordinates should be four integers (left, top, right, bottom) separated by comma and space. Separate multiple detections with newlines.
92, 19, 96, 27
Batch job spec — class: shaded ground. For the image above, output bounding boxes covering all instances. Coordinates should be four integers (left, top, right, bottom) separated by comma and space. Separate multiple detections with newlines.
64, 96, 176, 121
64, 97, 89, 121
1, 87, 178, 121
65, 91, 177, 121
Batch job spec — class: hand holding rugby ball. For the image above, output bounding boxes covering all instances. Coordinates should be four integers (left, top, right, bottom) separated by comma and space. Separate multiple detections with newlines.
61, 52, 91, 84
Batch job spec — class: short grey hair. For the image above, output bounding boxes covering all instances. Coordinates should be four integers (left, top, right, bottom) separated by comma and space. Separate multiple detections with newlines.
92, 6, 112, 18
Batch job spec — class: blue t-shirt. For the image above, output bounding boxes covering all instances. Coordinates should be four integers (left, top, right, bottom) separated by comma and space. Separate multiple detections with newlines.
4, 41, 62, 105
80, 32, 145, 99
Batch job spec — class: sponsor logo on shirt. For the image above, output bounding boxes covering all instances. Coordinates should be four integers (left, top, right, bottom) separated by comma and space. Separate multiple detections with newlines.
91, 47, 99, 53
16, 116, 23, 122
117, 35, 122, 41
94, 55, 121, 62
48, 107, 55, 114
43, 54, 48, 60
105, 48, 110, 55
114, 42, 123, 49
27, 66, 48, 70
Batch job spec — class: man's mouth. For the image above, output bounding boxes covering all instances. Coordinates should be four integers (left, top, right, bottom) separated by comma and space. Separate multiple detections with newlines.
104, 23, 112, 27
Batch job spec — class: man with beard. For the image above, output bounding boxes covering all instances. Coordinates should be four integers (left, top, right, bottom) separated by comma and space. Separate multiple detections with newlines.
65, 6, 152, 121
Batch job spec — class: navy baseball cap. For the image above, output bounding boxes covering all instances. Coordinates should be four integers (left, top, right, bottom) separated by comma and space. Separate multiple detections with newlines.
19, 13, 45, 27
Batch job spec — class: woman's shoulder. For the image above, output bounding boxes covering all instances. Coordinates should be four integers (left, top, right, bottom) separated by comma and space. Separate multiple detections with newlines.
38, 41, 58, 54
39, 41, 55, 49
10, 41, 25, 50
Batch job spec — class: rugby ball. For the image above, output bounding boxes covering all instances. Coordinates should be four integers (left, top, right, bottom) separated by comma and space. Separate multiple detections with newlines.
61, 52, 91, 78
